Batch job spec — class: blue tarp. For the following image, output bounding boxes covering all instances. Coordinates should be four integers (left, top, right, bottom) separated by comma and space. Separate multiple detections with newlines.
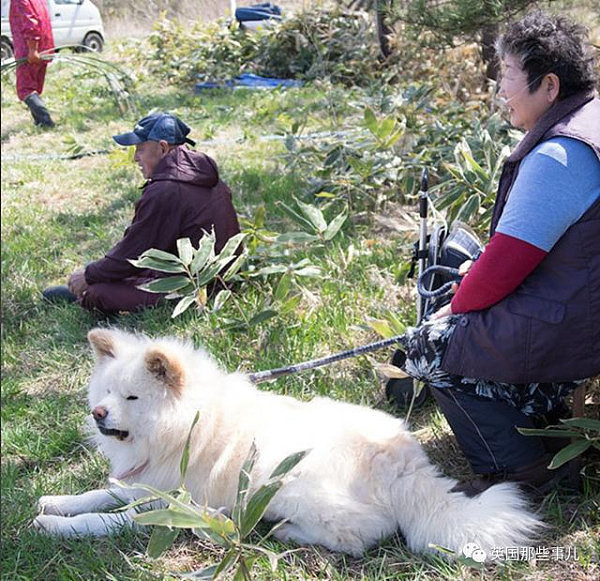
195, 73, 302, 92
235, 3, 282, 23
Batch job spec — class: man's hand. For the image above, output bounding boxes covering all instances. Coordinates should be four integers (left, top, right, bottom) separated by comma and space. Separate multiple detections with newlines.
68, 270, 88, 298
26, 40, 41, 64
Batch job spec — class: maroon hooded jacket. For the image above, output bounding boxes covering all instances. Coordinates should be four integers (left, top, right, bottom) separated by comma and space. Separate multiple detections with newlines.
85, 147, 241, 285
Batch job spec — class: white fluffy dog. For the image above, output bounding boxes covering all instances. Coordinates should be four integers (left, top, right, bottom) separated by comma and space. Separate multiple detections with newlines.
34, 328, 541, 557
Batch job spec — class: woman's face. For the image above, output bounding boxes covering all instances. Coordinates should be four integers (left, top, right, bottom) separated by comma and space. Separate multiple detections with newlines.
498, 54, 557, 131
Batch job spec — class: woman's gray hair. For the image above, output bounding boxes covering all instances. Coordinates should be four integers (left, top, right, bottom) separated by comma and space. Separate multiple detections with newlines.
496, 11, 597, 99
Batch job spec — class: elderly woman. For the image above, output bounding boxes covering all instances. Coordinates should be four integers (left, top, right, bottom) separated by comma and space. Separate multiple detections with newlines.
398, 11, 599, 495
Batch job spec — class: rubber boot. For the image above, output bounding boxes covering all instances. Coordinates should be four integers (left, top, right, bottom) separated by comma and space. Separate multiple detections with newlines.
24, 93, 55, 128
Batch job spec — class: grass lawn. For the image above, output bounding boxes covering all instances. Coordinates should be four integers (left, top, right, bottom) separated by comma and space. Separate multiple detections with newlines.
1, 32, 598, 581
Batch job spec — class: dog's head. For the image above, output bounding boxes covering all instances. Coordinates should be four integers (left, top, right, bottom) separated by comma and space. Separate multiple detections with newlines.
87, 328, 190, 443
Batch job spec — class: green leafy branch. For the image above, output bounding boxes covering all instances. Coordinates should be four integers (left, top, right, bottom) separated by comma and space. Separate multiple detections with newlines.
129, 231, 246, 318
518, 418, 600, 469
1, 48, 139, 116
277, 198, 348, 244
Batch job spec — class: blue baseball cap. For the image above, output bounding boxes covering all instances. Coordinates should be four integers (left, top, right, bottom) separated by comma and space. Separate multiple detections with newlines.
113, 112, 196, 146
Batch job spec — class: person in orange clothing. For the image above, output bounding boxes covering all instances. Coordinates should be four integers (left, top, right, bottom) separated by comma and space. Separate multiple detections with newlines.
9, 0, 55, 127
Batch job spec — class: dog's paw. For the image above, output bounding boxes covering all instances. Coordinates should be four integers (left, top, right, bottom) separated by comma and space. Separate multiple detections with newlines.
37, 495, 71, 516
32, 514, 68, 536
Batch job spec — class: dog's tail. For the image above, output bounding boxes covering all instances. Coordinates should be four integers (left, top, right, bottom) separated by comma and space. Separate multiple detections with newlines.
391, 463, 543, 559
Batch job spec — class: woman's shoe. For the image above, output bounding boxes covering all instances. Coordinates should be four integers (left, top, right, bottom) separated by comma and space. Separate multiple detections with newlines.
450, 454, 574, 498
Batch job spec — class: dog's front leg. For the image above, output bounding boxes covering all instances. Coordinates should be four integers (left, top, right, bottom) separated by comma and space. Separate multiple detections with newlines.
32, 507, 138, 538
38, 486, 135, 516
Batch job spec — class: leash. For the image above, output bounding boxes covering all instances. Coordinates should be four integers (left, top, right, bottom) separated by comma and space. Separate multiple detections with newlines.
416, 265, 461, 299
248, 333, 406, 383
248, 266, 459, 383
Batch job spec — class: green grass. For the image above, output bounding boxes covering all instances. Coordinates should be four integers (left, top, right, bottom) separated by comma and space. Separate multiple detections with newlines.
2, 37, 599, 581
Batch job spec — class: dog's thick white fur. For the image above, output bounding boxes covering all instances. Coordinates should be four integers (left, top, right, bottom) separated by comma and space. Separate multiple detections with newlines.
34, 328, 541, 557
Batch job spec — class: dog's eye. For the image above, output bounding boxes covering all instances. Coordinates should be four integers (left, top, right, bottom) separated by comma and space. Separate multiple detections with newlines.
126, 395, 139, 401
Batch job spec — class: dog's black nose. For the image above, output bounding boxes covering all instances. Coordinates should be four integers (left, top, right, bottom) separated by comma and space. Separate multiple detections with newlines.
92, 406, 108, 422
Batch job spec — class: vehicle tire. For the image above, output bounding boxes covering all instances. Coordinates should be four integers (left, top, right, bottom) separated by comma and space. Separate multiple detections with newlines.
1, 37, 14, 62
82, 32, 104, 53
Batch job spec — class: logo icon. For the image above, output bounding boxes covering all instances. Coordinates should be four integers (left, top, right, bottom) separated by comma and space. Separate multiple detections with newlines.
462, 543, 487, 563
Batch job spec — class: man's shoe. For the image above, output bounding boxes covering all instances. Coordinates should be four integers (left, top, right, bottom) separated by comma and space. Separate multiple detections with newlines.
42, 285, 77, 303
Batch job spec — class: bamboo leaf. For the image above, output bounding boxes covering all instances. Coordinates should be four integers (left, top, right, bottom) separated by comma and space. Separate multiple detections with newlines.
212, 549, 240, 578
363, 107, 378, 135
190, 235, 216, 274
517, 427, 581, 438
139, 248, 183, 263
323, 210, 348, 241
455, 194, 480, 223
276, 232, 319, 244
171, 295, 196, 318
177, 238, 194, 267
548, 439, 592, 469
129, 256, 186, 273
134, 508, 206, 528
179, 564, 220, 579
234, 442, 257, 527
367, 318, 393, 338
218, 232, 247, 261
240, 481, 283, 538
269, 450, 309, 480
292, 266, 322, 277
147, 526, 179, 559
295, 199, 327, 232
250, 265, 289, 277
277, 201, 315, 231
559, 418, 600, 431
280, 294, 301, 316
211, 290, 232, 312
274, 273, 291, 301
195, 265, 222, 288
222, 252, 247, 280
180, 412, 200, 481
138, 275, 191, 294
248, 310, 278, 327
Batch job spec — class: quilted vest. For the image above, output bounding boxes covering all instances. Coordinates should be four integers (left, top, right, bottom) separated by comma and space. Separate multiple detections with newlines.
442, 93, 600, 383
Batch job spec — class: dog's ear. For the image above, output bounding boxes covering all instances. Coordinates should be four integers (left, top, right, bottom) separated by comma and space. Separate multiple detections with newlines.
145, 346, 185, 395
88, 329, 116, 360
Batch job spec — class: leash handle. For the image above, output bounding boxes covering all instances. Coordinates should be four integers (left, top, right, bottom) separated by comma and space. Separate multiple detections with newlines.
417, 265, 460, 299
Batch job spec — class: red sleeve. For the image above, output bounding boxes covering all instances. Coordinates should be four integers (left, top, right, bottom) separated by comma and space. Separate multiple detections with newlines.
450, 232, 547, 313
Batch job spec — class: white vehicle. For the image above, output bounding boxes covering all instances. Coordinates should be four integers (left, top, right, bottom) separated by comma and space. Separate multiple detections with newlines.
1, 0, 104, 61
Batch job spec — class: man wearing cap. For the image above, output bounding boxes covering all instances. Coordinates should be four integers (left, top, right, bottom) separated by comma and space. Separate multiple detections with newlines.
43, 112, 241, 314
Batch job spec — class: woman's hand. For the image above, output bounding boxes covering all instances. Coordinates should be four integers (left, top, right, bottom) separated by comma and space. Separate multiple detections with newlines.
429, 259, 473, 320
430, 303, 453, 320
